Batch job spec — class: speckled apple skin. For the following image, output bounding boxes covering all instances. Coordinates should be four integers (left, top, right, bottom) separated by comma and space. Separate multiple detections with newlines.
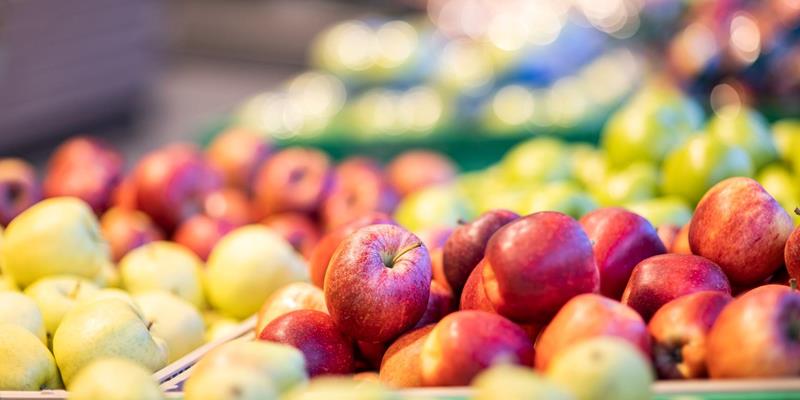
689, 177, 792, 286
460, 259, 495, 312
325, 224, 431, 343
784, 227, 800, 280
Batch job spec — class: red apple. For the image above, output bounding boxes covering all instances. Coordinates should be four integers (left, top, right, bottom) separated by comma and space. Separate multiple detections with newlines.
172, 215, 236, 261
430, 248, 450, 292
258, 309, 354, 377
689, 177, 793, 287
203, 188, 253, 227
43, 136, 123, 214
261, 212, 321, 259
413, 280, 454, 329
255, 282, 327, 335
133, 144, 222, 231
443, 210, 519, 294
320, 157, 398, 230
253, 147, 333, 218
325, 224, 431, 343
355, 340, 387, 371
110, 175, 137, 210
648, 291, 732, 379
420, 310, 533, 386
656, 224, 680, 253
387, 150, 457, 196
706, 284, 800, 378
535, 293, 650, 370
621, 254, 731, 321
460, 259, 495, 312
100, 207, 164, 262
580, 208, 666, 299
671, 224, 692, 254
784, 215, 800, 281
417, 227, 454, 252
0, 158, 41, 226
379, 325, 435, 388
206, 128, 272, 191
308, 212, 395, 288
483, 212, 599, 323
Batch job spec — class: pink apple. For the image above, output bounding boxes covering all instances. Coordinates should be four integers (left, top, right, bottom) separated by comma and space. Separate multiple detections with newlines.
100, 207, 164, 262
671, 224, 692, 254
206, 128, 272, 191
657, 224, 681, 251
253, 147, 333, 217
255, 282, 327, 335
460, 259, 495, 312
0, 158, 41, 225
261, 212, 321, 259
202, 188, 253, 227
387, 150, 457, 196
413, 280, 454, 329
172, 215, 236, 261
320, 157, 398, 230
379, 325, 435, 388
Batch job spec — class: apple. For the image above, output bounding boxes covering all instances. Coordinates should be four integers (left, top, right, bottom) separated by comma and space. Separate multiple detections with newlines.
416, 226, 453, 252
570, 144, 609, 191
460, 259, 495, 312
119, 241, 206, 309
413, 280, 454, 329
430, 248, 450, 292
85, 288, 143, 315
172, 214, 237, 261
206, 128, 272, 191
706, 284, 800, 378
67, 358, 163, 399
110, 175, 138, 210
472, 364, 573, 400
0, 324, 62, 390
1, 197, 110, 288
0, 291, 47, 343
256, 282, 327, 335
355, 340, 387, 371
262, 212, 321, 259
546, 337, 654, 400
202, 188, 253, 227
689, 177, 792, 287
325, 224, 431, 343
757, 164, 799, 223
580, 208, 666, 299
442, 209, 519, 293
621, 254, 731, 321
282, 376, 392, 400
660, 135, 753, 204
482, 212, 599, 323
0, 158, 41, 226
624, 196, 693, 227
394, 185, 473, 233
206, 225, 308, 319
707, 106, 777, 170
253, 147, 333, 217
657, 224, 680, 250
420, 310, 533, 386
591, 162, 658, 206
258, 309, 354, 377
535, 293, 650, 370
501, 137, 571, 183
309, 212, 395, 288
134, 292, 205, 363
43, 136, 124, 214
133, 144, 222, 231
321, 157, 399, 230
671, 224, 692, 254
785, 220, 800, 280
378, 325, 434, 388
520, 181, 597, 219
648, 290, 732, 379
353, 371, 381, 383
387, 150, 457, 196
773, 119, 800, 164
53, 298, 168, 385
100, 207, 164, 262
184, 367, 277, 400
24, 276, 100, 343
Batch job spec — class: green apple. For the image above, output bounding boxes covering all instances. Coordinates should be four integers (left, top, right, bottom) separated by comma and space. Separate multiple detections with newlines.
757, 164, 800, 224
602, 83, 703, 168
1, 197, 110, 288
67, 358, 163, 400
53, 298, 168, 385
520, 182, 597, 218
547, 337, 653, 400
501, 137, 572, 183
624, 196, 693, 227
772, 119, 800, 165
206, 226, 308, 319
119, 241, 206, 309
475, 186, 529, 216
24, 276, 100, 343
661, 134, 753, 204
134, 291, 205, 363
282, 377, 393, 400
394, 185, 473, 233
203, 311, 241, 343
0, 291, 47, 343
190, 339, 307, 394
184, 367, 277, 400
707, 106, 777, 170
472, 364, 573, 400
0, 323, 62, 390
85, 288, 143, 316
591, 162, 658, 206
571, 145, 609, 190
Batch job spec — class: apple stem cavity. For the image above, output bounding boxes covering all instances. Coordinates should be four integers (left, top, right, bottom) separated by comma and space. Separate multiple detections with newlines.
385, 242, 423, 269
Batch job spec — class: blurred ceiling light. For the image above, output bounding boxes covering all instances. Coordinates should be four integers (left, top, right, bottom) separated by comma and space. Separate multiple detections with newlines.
729, 12, 761, 65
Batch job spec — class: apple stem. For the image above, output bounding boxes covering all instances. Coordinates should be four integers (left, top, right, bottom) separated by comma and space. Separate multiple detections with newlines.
147, 320, 154, 331
457, 219, 467, 225
791, 279, 798, 292
68, 281, 82, 299
794, 207, 800, 216
391, 242, 423, 267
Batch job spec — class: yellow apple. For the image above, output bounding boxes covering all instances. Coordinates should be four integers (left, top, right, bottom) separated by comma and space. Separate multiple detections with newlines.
0, 323, 62, 390
120, 241, 206, 309
67, 358, 163, 400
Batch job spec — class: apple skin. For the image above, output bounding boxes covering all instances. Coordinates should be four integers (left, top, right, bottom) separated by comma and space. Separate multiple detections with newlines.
535, 293, 650, 370
689, 177, 793, 287
202, 188, 253, 227
43, 136, 124, 214
657, 224, 680, 251
580, 208, 666, 299
325, 224, 431, 343
387, 150, 457, 196
460, 259, 495, 312
100, 207, 164, 262
206, 128, 272, 191
258, 310, 354, 377
0, 158, 42, 226
133, 144, 223, 231
430, 248, 450, 292
621, 254, 731, 321
671, 224, 692, 254
262, 213, 321, 260
355, 340, 388, 371
379, 325, 435, 388
255, 282, 327, 336
706, 284, 800, 378
420, 310, 533, 386
443, 210, 519, 294
321, 157, 399, 230
253, 147, 334, 218
172, 215, 237, 261
110, 175, 138, 210
483, 212, 599, 323
413, 280, 454, 329
308, 212, 395, 288
648, 291, 732, 379
784, 224, 800, 281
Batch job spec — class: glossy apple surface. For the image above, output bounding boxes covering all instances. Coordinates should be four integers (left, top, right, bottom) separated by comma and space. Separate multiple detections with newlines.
460, 259, 495, 312
379, 325, 434, 388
